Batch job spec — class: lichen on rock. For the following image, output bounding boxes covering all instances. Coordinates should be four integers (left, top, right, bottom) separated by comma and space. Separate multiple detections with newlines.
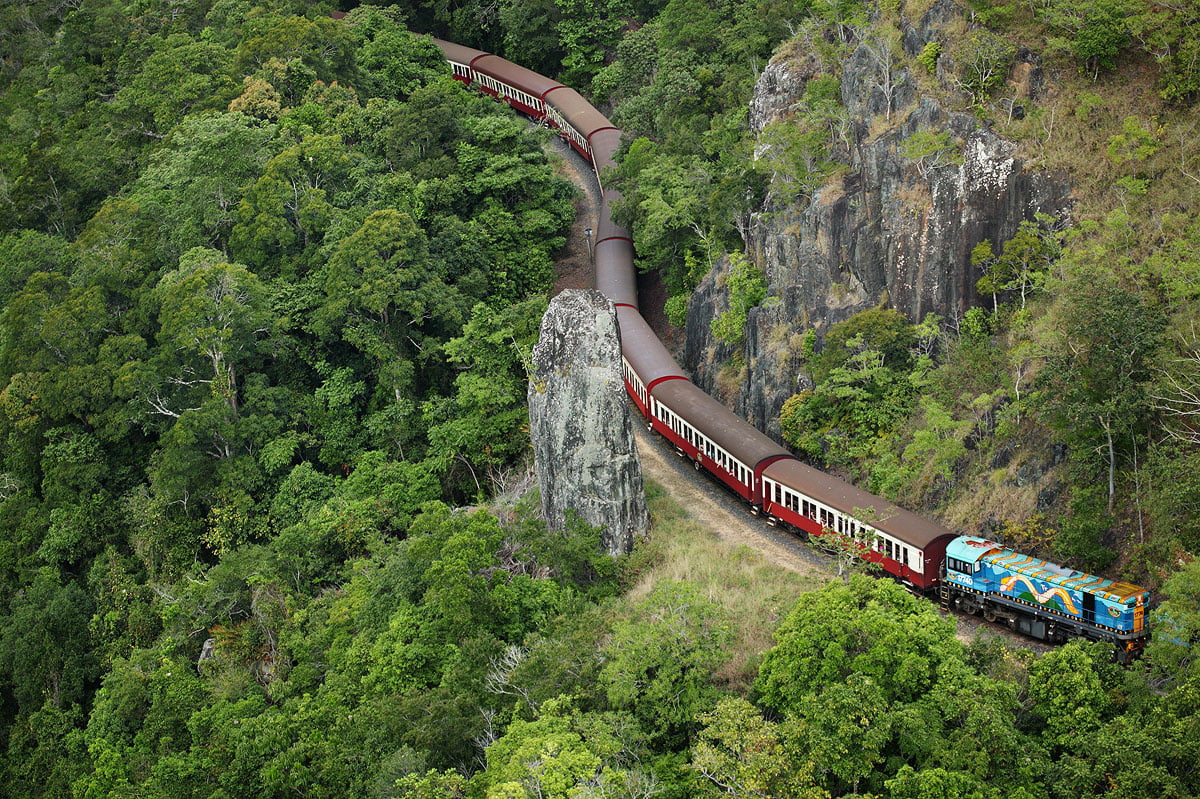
528, 289, 649, 556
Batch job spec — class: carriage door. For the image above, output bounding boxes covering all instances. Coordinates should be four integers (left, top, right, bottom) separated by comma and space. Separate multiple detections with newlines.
1082, 592, 1095, 624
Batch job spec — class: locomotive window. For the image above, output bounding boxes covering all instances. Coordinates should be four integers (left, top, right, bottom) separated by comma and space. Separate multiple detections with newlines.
947, 557, 973, 574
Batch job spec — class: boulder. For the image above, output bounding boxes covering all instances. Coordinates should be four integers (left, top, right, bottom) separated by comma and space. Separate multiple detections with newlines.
528, 290, 649, 555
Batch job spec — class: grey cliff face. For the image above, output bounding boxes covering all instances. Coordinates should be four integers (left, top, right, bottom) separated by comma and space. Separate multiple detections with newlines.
685, 6, 1070, 437
528, 290, 650, 556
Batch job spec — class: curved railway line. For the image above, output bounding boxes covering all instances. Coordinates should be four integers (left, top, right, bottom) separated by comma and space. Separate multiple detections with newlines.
548, 132, 1049, 649
427, 34, 1150, 659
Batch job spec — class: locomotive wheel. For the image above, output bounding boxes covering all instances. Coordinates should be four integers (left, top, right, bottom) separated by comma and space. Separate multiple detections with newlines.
983, 608, 997, 623
962, 602, 978, 616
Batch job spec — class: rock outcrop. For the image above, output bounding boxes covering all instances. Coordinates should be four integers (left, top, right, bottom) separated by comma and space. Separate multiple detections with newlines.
528, 290, 649, 555
683, 2, 1071, 439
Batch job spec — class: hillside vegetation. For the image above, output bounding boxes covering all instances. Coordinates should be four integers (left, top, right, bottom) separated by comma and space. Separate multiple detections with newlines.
2, 0, 1200, 797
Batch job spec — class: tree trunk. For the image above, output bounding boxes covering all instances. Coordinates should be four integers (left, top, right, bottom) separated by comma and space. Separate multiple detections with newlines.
1103, 416, 1115, 512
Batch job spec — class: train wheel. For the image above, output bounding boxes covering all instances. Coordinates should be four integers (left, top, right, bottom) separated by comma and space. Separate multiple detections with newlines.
693, 459, 702, 471
983, 608, 997, 623
963, 602, 978, 616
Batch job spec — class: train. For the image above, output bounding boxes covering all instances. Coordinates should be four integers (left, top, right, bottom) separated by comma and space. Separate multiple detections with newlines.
426, 36, 1151, 660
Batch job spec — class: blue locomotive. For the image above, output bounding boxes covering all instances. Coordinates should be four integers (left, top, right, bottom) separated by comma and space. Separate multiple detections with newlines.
942, 536, 1149, 660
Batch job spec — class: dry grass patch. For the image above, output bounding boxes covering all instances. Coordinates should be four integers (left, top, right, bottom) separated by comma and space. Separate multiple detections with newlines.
714, 357, 746, 401
628, 480, 825, 692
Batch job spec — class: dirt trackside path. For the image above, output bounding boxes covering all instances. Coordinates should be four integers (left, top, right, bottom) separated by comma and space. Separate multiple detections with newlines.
634, 425, 830, 578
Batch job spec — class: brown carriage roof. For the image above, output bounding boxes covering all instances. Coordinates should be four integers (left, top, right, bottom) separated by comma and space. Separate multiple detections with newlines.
597, 189, 632, 243
652, 379, 792, 469
595, 239, 638, 308
472, 54, 564, 98
545, 87, 616, 139
431, 38, 489, 67
589, 128, 622, 175
761, 459, 958, 549
615, 306, 689, 387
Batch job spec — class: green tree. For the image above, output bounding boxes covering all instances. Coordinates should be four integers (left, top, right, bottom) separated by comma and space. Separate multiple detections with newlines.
1026, 641, 1114, 751
792, 673, 894, 794
351, 15, 446, 101
553, 0, 632, 87
107, 33, 237, 143
476, 699, 617, 799
230, 133, 356, 273
425, 297, 546, 497
1147, 557, 1200, 687
127, 112, 277, 264
153, 249, 271, 420
613, 138, 717, 296
0, 569, 96, 715
1040, 0, 1134, 78
1042, 268, 1166, 519
601, 581, 732, 747
710, 251, 769, 348
691, 696, 822, 798
1126, 0, 1200, 101
756, 575, 958, 713
949, 30, 1017, 105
